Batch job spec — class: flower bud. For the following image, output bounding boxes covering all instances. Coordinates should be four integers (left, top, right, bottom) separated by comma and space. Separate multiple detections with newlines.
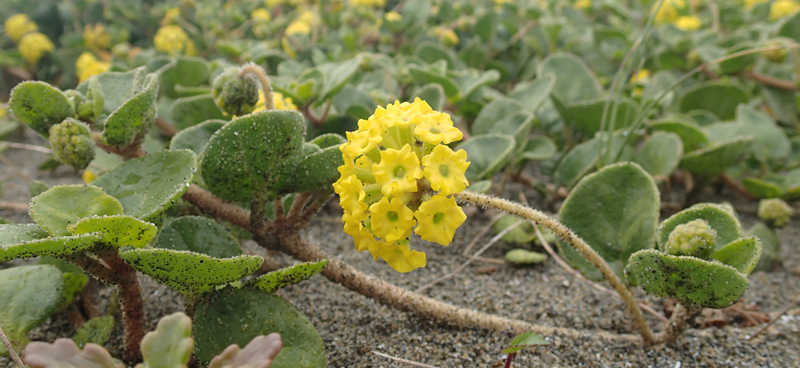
48, 118, 96, 170
758, 198, 793, 228
664, 219, 717, 259
211, 67, 260, 116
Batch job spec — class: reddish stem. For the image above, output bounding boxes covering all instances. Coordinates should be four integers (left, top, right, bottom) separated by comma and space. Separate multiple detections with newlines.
504, 353, 515, 368
99, 252, 145, 363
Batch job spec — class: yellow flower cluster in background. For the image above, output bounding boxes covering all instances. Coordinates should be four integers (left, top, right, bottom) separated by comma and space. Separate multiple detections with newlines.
4, 14, 38, 43
744, 0, 769, 8
18, 33, 54, 64
653, 0, 687, 24
385, 11, 402, 22
76, 52, 110, 82
334, 98, 470, 273
674, 15, 701, 31
161, 7, 181, 26
83, 24, 111, 51
252, 8, 272, 21
574, 0, 591, 10
286, 9, 316, 35
154, 25, 196, 55
350, 0, 386, 7
252, 91, 298, 113
770, 0, 800, 21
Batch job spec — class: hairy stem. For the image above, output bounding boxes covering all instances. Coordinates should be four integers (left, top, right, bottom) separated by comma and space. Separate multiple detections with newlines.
183, 184, 252, 230
100, 253, 144, 363
238, 63, 274, 110
453, 191, 655, 345
654, 303, 700, 345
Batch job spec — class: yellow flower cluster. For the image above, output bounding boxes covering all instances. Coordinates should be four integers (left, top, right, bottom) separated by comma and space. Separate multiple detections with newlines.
770, 0, 800, 21
744, 0, 769, 8
83, 24, 111, 51
4, 14, 38, 43
574, 0, 591, 10
334, 98, 470, 273
653, 0, 687, 24
286, 10, 315, 35
252, 90, 298, 113
161, 7, 181, 26
252, 8, 272, 21
76, 52, 110, 82
432, 27, 458, 46
18, 32, 54, 64
350, 0, 386, 7
674, 15, 701, 31
385, 11, 402, 22
154, 25, 196, 55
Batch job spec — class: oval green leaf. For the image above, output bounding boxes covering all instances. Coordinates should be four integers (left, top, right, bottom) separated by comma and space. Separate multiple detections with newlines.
70, 215, 157, 248
8, 81, 74, 138
30, 185, 124, 236
155, 216, 241, 258
712, 237, 761, 275
455, 134, 515, 181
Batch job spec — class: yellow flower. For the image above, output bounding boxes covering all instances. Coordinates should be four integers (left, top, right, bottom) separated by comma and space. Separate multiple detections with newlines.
18, 32, 54, 63
350, 0, 386, 6
653, 0, 686, 24
154, 25, 195, 55
83, 169, 97, 183
770, 0, 800, 21
333, 175, 369, 219
83, 24, 111, 51
629, 69, 651, 85
252, 91, 298, 113
440, 29, 459, 46
369, 197, 415, 243
422, 145, 469, 195
574, 0, 591, 10
252, 8, 272, 21
674, 15, 701, 31
745, 0, 769, 8
161, 7, 181, 26
266, 0, 285, 7
373, 242, 426, 273
385, 11, 402, 21
286, 20, 311, 35
373, 144, 424, 196
414, 112, 462, 145
4, 14, 38, 43
0, 106, 7, 119
414, 194, 466, 246
76, 53, 110, 82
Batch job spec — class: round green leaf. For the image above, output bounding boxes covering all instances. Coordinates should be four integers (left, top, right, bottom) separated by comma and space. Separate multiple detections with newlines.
70, 215, 157, 248
735, 105, 790, 163
564, 97, 638, 137
455, 134, 515, 181
30, 185, 124, 236
155, 216, 241, 258
201, 110, 306, 202
0, 224, 49, 246
170, 95, 230, 132
742, 177, 783, 199
634, 132, 683, 178
679, 137, 754, 177
712, 237, 761, 275
155, 56, 211, 99
93, 150, 198, 221
169, 120, 226, 155
558, 162, 660, 281
8, 81, 74, 138
518, 136, 557, 161
193, 288, 326, 368
678, 82, 749, 120
649, 118, 709, 153
537, 53, 602, 104
119, 248, 262, 296
657, 203, 743, 252
746, 223, 781, 272
412, 84, 446, 111
0, 265, 64, 355
472, 97, 524, 136
509, 74, 555, 114
625, 249, 748, 309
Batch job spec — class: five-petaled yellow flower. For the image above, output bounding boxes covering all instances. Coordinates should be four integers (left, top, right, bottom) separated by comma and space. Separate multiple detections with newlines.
334, 98, 470, 273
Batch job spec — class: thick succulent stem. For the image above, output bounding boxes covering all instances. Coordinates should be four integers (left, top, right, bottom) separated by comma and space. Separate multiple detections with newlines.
453, 191, 655, 345
654, 303, 700, 345
238, 63, 274, 110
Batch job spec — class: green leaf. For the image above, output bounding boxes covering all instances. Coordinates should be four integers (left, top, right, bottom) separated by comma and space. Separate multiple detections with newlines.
678, 82, 749, 120
73, 316, 115, 348
746, 223, 781, 272
504, 249, 547, 265
155, 56, 211, 99
169, 120, 226, 155
679, 137, 754, 177
0, 224, 49, 246
193, 288, 326, 368
8, 81, 74, 138
119, 248, 262, 296
0, 231, 103, 263
333, 86, 377, 120
76, 67, 145, 116
742, 177, 783, 199
155, 216, 241, 258
248, 259, 329, 293
30, 185, 124, 236
455, 134, 515, 181
565, 97, 638, 137
502, 331, 550, 354
38, 256, 88, 305
735, 105, 790, 163
0, 265, 64, 355
559, 163, 660, 281
649, 118, 709, 153
70, 215, 157, 248
272, 134, 345, 195
317, 57, 363, 101
509, 74, 555, 114
518, 136, 557, 161
718, 42, 757, 75
201, 111, 306, 202
170, 95, 230, 132
657, 203, 743, 252
537, 53, 602, 104
491, 215, 536, 244
472, 99, 534, 154
140, 312, 193, 368
625, 249, 748, 309
412, 84, 446, 111
777, 11, 800, 42
93, 150, 197, 221
102, 74, 159, 147
712, 237, 761, 275
634, 132, 683, 178
475, 12, 499, 43
408, 63, 459, 97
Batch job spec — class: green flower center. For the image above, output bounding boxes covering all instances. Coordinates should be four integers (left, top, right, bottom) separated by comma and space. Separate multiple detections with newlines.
432, 212, 445, 224
387, 211, 399, 222
438, 164, 449, 177
393, 166, 406, 178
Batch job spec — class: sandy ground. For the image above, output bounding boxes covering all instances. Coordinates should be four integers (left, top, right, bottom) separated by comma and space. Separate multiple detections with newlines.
1, 128, 799, 368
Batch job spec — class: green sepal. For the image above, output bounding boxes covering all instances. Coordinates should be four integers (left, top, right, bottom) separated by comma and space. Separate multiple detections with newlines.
246, 259, 329, 293
119, 248, 263, 297
29, 184, 124, 236
69, 215, 157, 248
712, 237, 761, 275
8, 81, 75, 138
625, 249, 749, 309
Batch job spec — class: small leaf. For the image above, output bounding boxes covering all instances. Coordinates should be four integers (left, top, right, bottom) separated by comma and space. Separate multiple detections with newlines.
0, 265, 64, 355
678, 82, 749, 120
76, 67, 146, 115
537, 53, 602, 104
491, 215, 536, 244
102, 74, 159, 147
657, 203, 743, 252
712, 237, 761, 275
140, 312, 193, 368
317, 57, 363, 101
70, 215, 157, 248
625, 249, 748, 309
93, 150, 197, 221
509, 74, 555, 114
679, 137, 754, 177
455, 134, 515, 181
73, 316, 115, 348
193, 288, 325, 368
649, 118, 709, 153
504, 249, 547, 265
8, 81, 74, 138
411, 84, 445, 111
563, 97, 638, 137
518, 136, 557, 162
742, 178, 783, 199
29, 185, 124, 236
170, 95, 230, 132
169, 120, 226, 155
248, 260, 328, 293
155, 216, 241, 258
155, 56, 211, 99
634, 132, 683, 178
23, 339, 123, 368
119, 248, 263, 296
209, 334, 282, 368
746, 223, 782, 272
503, 331, 550, 354
0, 232, 103, 263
